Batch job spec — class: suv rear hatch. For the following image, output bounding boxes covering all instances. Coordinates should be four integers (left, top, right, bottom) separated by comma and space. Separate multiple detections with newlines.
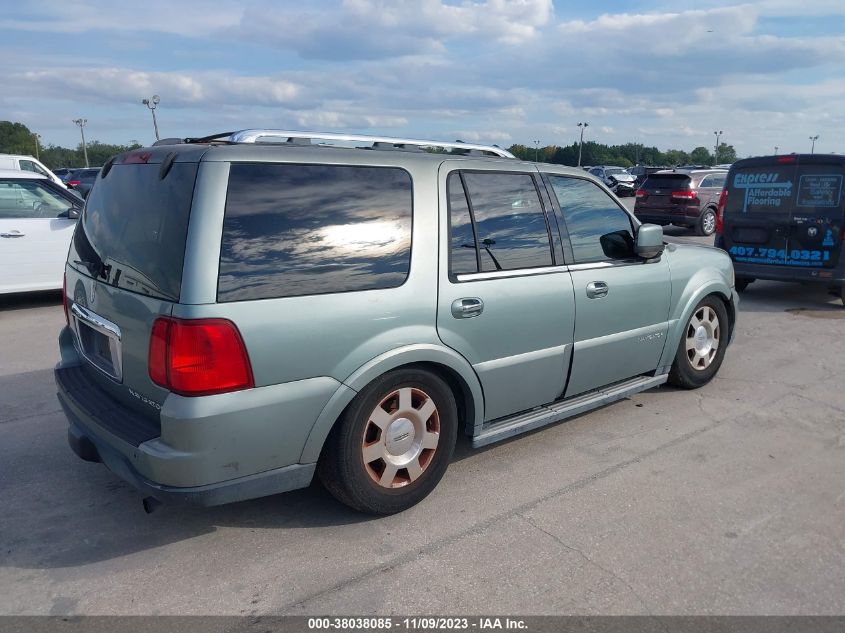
635, 173, 695, 216
63, 147, 202, 443
721, 155, 844, 269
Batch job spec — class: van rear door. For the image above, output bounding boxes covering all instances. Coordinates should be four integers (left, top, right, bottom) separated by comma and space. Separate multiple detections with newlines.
723, 156, 844, 269
786, 156, 844, 269
722, 158, 797, 265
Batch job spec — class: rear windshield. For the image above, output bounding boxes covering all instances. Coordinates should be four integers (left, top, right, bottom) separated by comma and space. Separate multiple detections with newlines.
726, 163, 845, 216
642, 174, 690, 190
70, 162, 198, 301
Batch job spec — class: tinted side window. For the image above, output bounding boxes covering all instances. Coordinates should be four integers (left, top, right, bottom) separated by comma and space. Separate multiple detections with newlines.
549, 176, 635, 263
700, 174, 726, 188
447, 173, 478, 276
218, 163, 412, 301
462, 172, 552, 272
0, 180, 75, 218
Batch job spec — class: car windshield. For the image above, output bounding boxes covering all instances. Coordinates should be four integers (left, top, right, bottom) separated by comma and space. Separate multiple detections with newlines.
605, 168, 626, 175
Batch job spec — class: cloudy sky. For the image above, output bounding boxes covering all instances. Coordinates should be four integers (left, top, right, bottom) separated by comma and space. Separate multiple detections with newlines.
2, 0, 843, 156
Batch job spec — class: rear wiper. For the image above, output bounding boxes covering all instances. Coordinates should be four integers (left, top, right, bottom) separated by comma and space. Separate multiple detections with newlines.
73, 259, 111, 281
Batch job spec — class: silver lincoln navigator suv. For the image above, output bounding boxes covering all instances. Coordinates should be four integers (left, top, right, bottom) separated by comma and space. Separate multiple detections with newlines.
56, 130, 738, 514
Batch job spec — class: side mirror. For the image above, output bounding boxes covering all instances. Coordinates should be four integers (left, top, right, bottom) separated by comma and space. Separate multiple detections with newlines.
636, 223, 665, 260
58, 207, 80, 220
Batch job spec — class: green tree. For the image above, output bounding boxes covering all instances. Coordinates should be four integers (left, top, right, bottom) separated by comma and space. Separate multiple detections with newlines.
715, 143, 737, 164
0, 121, 38, 155
689, 146, 713, 165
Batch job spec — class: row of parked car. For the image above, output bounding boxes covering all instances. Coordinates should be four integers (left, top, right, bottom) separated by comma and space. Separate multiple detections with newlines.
585, 163, 730, 237
0, 153, 99, 198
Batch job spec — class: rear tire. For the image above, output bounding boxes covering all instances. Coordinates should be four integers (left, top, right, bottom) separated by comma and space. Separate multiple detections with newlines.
668, 296, 729, 389
317, 368, 458, 515
697, 208, 717, 236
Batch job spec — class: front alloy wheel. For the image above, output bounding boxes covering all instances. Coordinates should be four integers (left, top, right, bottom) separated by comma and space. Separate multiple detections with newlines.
668, 296, 729, 389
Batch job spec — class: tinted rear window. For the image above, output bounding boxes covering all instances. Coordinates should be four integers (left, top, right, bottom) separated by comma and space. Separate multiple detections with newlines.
71, 162, 198, 301
642, 174, 690, 190
218, 163, 412, 301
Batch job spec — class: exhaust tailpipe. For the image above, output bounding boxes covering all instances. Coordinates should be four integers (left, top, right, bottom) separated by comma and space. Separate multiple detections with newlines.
142, 497, 163, 514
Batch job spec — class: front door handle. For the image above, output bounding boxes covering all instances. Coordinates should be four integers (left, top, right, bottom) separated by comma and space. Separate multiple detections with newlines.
586, 281, 609, 299
451, 297, 484, 319
1, 231, 25, 238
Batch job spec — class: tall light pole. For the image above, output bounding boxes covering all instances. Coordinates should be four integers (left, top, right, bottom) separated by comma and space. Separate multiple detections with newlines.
73, 118, 89, 168
713, 130, 723, 164
809, 135, 819, 154
577, 122, 589, 167
142, 94, 161, 140
33, 133, 41, 161
533, 139, 540, 162
774, 146, 779, 155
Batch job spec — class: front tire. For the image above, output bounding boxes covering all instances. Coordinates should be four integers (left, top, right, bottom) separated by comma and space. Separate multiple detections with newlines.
668, 296, 729, 389
317, 368, 458, 515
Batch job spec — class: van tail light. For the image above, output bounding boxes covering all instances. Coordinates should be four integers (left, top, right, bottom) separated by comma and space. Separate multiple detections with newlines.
716, 188, 728, 235
66, 180, 81, 187
149, 317, 254, 396
62, 272, 69, 325
635, 189, 647, 198
671, 190, 697, 200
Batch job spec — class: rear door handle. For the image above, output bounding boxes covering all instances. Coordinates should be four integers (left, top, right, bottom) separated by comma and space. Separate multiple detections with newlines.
1, 231, 25, 238
451, 297, 484, 319
586, 281, 609, 299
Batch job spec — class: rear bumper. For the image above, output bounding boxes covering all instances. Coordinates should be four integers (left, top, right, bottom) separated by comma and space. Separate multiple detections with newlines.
635, 206, 700, 226
715, 236, 845, 285
54, 326, 338, 506
64, 415, 315, 507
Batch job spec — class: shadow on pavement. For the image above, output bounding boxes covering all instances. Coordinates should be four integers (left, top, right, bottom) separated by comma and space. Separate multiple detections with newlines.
0, 290, 62, 312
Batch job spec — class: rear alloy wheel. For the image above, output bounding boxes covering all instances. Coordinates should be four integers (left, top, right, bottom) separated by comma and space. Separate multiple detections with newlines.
668, 296, 729, 389
318, 368, 457, 515
697, 208, 717, 236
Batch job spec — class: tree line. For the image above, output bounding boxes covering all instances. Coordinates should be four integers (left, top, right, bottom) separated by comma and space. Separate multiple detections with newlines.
2, 119, 739, 169
0, 121, 141, 168
508, 140, 737, 167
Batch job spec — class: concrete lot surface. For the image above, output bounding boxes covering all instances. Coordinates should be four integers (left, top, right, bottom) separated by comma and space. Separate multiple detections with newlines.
1, 224, 844, 615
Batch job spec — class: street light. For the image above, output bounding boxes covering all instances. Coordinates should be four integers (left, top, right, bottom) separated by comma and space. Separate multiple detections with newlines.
142, 94, 161, 141
33, 133, 41, 161
533, 139, 540, 162
809, 135, 819, 154
577, 122, 589, 167
713, 130, 723, 164
774, 146, 779, 155
73, 118, 89, 168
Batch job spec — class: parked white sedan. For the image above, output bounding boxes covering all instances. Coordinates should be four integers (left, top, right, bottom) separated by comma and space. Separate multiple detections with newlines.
0, 169, 82, 294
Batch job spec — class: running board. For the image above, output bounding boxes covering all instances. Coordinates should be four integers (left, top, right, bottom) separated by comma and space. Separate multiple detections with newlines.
471, 374, 668, 448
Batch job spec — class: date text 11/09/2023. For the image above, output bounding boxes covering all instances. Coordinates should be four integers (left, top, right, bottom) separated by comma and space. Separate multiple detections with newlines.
729, 245, 832, 267
307, 617, 528, 630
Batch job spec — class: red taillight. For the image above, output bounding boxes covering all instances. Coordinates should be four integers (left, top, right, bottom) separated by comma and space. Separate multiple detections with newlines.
62, 272, 69, 325
635, 189, 646, 198
148, 317, 254, 396
777, 156, 796, 164
671, 190, 697, 200
716, 188, 728, 235
67, 180, 81, 186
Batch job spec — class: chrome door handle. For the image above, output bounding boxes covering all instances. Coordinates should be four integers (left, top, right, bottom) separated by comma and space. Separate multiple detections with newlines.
1, 231, 25, 238
586, 281, 609, 299
451, 297, 484, 319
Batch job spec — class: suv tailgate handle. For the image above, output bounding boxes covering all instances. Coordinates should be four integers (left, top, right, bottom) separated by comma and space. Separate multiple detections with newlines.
1, 230, 25, 238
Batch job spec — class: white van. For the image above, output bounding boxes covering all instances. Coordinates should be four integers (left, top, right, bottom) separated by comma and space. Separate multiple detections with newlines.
0, 154, 66, 188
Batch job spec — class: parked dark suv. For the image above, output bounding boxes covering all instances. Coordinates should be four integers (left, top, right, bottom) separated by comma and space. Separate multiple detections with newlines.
629, 165, 669, 189
715, 154, 844, 303
634, 169, 727, 236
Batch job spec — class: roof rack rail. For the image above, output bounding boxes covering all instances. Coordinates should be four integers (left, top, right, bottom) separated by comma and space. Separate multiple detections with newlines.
225, 129, 516, 158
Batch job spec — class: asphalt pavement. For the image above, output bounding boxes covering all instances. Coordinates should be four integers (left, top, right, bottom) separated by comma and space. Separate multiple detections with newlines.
1, 213, 844, 615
